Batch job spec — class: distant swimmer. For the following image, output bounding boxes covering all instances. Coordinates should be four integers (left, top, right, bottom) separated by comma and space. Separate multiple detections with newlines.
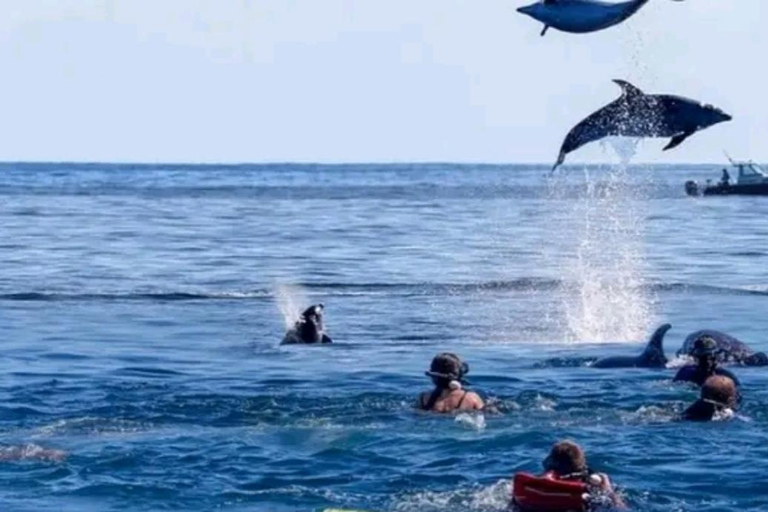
677, 330, 768, 366
0, 444, 67, 463
682, 375, 738, 422
552, 80, 731, 171
511, 440, 627, 511
418, 353, 484, 413
674, 336, 740, 388
281, 304, 333, 345
591, 324, 671, 369
518, 0, 663, 37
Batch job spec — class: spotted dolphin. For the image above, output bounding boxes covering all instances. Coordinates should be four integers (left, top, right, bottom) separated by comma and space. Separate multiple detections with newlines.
678, 330, 768, 366
281, 304, 333, 345
518, 0, 658, 36
552, 80, 731, 171
592, 324, 672, 368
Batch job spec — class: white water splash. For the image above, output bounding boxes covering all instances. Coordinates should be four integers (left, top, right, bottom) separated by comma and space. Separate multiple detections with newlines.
556, 138, 656, 343
454, 412, 486, 431
392, 479, 511, 512
273, 284, 308, 329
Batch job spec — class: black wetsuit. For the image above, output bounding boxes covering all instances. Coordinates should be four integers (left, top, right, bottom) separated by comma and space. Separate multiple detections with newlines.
682, 400, 730, 422
673, 365, 740, 387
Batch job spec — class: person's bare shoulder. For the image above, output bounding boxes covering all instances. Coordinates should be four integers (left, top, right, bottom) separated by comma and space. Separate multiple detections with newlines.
463, 391, 485, 411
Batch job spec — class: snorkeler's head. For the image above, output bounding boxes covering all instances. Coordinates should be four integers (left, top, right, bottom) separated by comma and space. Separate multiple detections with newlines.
692, 336, 718, 365
701, 375, 737, 408
543, 440, 587, 476
425, 353, 469, 387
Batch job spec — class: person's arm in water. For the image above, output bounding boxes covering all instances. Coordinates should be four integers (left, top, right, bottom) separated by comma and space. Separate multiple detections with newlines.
673, 366, 694, 383
593, 473, 627, 510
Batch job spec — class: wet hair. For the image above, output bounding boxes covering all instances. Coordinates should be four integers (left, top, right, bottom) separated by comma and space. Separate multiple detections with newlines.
426, 353, 468, 385
422, 353, 469, 411
702, 375, 737, 408
543, 440, 587, 476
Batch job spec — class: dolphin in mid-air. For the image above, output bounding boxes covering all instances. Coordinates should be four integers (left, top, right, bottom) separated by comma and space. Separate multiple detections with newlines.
517, 0, 680, 37
552, 80, 731, 171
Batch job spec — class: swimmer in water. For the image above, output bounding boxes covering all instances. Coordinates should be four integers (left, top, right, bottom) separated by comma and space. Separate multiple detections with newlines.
682, 375, 738, 422
536, 441, 626, 510
418, 353, 484, 413
674, 336, 740, 387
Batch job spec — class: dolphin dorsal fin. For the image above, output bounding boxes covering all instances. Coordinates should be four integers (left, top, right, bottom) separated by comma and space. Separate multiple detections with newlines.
644, 323, 672, 354
613, 79, 644, 100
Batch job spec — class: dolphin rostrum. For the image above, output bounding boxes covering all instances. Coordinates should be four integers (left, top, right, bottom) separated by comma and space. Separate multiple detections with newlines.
552, 80, 731, 171
591, 323, 672, 368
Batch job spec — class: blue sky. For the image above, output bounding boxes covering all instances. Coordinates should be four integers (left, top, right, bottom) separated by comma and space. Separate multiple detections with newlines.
1, 0, 765, 164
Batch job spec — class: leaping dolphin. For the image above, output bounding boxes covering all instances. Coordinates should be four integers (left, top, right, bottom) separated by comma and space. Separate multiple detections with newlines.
518, 0, 658, 36
591, 324, 671, 368
552, 80, 731, 171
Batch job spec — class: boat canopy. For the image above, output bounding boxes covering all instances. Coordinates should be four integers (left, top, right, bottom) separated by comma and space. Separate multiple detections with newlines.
736, 162, 768, 184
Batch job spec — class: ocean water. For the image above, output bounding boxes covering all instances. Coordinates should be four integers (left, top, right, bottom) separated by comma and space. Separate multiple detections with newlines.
1, 162, 767, 512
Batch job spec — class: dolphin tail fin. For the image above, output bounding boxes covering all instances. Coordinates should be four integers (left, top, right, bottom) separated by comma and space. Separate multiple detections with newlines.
613, 79, 644, 100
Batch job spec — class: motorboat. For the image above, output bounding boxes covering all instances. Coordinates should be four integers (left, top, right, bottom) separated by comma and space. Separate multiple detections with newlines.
685, 160, 768, 196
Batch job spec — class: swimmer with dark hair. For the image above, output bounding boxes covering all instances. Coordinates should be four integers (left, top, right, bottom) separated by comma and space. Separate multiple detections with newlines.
674, 336, 740, 387
417, 353, 484, 413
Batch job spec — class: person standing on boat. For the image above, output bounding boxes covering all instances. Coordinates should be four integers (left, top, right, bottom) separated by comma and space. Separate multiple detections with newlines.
721, 168, 731, 187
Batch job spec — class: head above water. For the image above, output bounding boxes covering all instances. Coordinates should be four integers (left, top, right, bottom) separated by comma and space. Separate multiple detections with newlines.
543, 440, 587, 476
702, 375, 737, 408
425, 353, 469, 387
692, 336, 719, 364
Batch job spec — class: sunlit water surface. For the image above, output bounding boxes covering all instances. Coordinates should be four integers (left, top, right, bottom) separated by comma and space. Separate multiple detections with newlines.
1, 163, 767, 512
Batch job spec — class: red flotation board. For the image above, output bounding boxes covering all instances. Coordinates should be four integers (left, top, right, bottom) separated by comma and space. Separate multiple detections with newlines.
512, 472, 589, 512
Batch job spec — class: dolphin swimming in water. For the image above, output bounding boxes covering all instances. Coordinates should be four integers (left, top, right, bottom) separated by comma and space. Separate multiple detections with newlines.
678, 330, 768, 366
591, 324, 671, 368
518, 0, 661, 36
281, 304, 333, 345
552, 80, 731, 171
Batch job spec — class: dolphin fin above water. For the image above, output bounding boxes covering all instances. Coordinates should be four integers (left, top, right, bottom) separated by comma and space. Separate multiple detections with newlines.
592, 323, 672, 369
613, 79, 644, 100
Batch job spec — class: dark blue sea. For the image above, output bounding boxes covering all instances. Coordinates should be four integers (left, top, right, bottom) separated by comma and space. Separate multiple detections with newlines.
1, 162, 767, 512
